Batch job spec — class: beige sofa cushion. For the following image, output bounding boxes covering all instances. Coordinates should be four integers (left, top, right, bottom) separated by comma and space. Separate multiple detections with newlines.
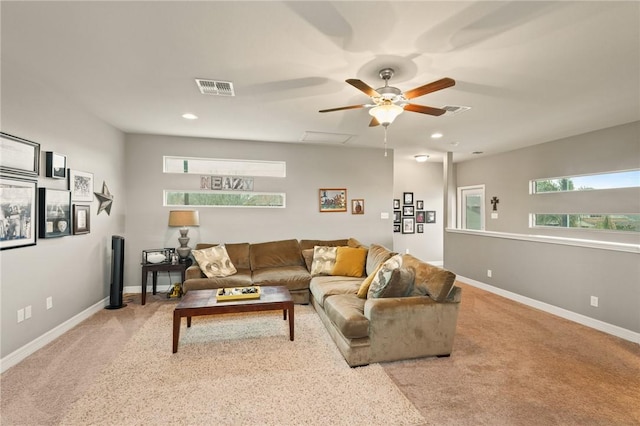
191, 245, 237, 278
310, 276, 362, 307
194, 242, 250, 270
250, 239, 303, 270
299, 238, 349, 251
366, 244, 394, 276
251, 265, 311, 291
324, 294, 369, 339
183, 270, 252, 293
402, 254, 456, 302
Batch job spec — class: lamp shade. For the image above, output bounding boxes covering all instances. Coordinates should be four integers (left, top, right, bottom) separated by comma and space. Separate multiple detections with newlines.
369, 103, 403, 125
168, 210, 200, 227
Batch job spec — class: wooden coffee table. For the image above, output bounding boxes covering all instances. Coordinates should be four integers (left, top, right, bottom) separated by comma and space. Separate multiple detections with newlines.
172, 286, 294, 353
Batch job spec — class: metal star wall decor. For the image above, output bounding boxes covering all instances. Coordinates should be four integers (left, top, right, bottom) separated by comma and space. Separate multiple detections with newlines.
95, 181, 113, 215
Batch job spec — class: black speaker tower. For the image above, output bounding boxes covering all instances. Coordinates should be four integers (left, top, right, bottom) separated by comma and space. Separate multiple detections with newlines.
106, 235, 127, 309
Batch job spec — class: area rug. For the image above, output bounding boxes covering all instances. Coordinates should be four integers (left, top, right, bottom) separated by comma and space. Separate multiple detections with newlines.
61, 304, 424, 425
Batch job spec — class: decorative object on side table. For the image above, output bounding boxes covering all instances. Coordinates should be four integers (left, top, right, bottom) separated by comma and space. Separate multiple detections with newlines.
0, 176, 37, 250
168, 210, 200, 262
142, 248, 176, 265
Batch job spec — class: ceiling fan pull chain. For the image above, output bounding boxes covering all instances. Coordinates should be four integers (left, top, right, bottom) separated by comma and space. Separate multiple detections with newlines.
384, 125, 388, 157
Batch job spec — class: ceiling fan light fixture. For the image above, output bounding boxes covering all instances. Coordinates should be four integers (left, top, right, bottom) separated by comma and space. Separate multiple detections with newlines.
369, 103, 403, 126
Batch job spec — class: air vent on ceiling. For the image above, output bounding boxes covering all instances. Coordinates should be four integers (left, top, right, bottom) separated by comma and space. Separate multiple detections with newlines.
195, 78, 235, 96
300, 131, 355, 144
441, 105, 471, 115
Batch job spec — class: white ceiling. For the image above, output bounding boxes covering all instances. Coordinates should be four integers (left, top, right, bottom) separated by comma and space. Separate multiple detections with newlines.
2, 1, 639, 162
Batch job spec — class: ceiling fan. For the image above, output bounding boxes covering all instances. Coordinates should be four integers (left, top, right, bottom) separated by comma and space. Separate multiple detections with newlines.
319, 68, 455, 127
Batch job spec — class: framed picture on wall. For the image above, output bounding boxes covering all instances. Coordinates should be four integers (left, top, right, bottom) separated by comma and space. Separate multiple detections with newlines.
69, 169, 94, 202
403, 192, 413, 205
416, 211, 426, 223
393, 199, 400, 209
319, 188, 347, 212
45, 152, 67, 179
0, 132, 40, 177
39, 188, 71, 238
403, 205, 414, 216
351, 199, 364, 214
393, 210, 401, 223
416, 200, 424, 210
393, 224, 401, 233
72, 204, 90, 235
417, 223, 424, 233
426, 211, 436, 223
0, 176, 37, 250
402, 217, 415, 234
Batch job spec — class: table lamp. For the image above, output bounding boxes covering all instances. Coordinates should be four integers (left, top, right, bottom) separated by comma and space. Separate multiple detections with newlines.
168, 210, 200, 262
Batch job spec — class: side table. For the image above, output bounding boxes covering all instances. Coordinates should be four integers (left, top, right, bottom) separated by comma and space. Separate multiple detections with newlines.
141, 262, 186, 305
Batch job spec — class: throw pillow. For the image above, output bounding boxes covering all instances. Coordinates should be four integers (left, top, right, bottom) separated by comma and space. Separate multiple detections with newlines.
367, 254, 414, 298
357, 262, 383, 299
310, 246, 338, 276
331, 246, 368, 278
191, 244, 237, 278
301, 248, 315, 272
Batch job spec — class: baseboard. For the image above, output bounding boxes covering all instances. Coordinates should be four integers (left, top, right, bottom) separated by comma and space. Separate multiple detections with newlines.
458, 276, 640, 345
1, 297, 110, 373
124, 284, 172, 294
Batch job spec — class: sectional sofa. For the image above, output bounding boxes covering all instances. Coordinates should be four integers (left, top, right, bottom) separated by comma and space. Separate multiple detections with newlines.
183, 238, 461, 366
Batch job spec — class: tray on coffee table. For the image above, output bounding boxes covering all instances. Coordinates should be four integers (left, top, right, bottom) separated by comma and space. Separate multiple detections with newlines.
216, 286, 261, 301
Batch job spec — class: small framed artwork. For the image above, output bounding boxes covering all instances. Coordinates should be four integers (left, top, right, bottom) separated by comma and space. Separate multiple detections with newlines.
403, 192, 413, 205
0, 176, 37, 250
402, 217, 415, 234
39, 188, 71, 238
69, 169, 94, 202
416, 200, 424, 210
393, 210, 401, 223
0, 132, 40, 177
45, 152, 67, 179
351, 199, 364, 214
200, 175, 211, 189
393, 224, 401, 233
319, 188, 347, 212
426, 211, 436, 223
417, 223, 424, 233
403, 205, 414, 216
72, 204, 90, 235
393, 199, 400, 209
416, 211, 426, 223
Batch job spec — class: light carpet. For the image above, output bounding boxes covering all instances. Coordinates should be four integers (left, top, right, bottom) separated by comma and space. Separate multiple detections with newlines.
61, 304, 424, 425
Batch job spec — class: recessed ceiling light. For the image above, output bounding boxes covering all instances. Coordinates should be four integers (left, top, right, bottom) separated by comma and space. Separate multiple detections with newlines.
182, 113, 198, 120
414, 155, 429, 163
431, 132, 443, 139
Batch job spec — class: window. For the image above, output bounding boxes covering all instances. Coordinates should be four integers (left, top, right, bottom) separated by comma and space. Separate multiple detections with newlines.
531, 214, 640, 232
531, 170, 639, 194
457, 185, 485, 230
163, 156, 286, 177
164, 190, 286, 208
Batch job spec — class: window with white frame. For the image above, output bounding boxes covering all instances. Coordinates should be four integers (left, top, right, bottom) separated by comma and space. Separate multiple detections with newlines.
457, 185, 485, 230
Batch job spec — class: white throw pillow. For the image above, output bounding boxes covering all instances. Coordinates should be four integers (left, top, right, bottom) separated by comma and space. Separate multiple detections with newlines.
192, 244, 237, 278
310, 246, 338, 276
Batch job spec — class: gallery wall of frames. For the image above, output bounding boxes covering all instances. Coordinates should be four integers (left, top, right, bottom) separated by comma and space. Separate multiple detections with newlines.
0, 132, 108, 250
393, 192, 436, 234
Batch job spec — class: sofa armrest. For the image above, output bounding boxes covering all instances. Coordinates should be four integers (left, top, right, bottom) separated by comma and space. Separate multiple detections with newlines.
185, 264, 204, 280
363, 287, 462, 362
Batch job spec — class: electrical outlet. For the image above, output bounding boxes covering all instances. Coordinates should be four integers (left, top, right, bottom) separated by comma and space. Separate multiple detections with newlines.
590, 296, 599, 307
487, 269, 492, 278
18, 308, 25, 323
46, 296, 53, 310
25, 305, 32, 319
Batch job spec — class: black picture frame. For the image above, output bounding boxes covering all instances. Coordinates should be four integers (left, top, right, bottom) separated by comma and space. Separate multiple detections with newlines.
416, 210, 426, 223
0, 132, 40, 177
403, 192, 413, 205
45, 152, 67, 179
417, 223, 424, 233
393, 224, 401, 233
403, 205, 414, 216
416, 200, 424, 210
426, 211, 436, 223
402, 217, 415, 234
39, 188, 71, 238
393, 199, 400, 209
393, 210, 401, 223
0, 176, 37, 250
72, 204, 90, 235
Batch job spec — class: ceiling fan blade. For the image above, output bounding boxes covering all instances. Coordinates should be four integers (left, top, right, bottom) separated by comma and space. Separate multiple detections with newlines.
319, 104, 367, 113
404, 103, 447, 116
403, 77, 456, 100
369, 117, 380, 127
346, 79, 380, 97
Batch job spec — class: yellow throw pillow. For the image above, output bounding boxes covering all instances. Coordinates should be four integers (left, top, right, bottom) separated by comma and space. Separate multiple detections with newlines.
332, 246, 367, 278
357, 262, 383, 299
